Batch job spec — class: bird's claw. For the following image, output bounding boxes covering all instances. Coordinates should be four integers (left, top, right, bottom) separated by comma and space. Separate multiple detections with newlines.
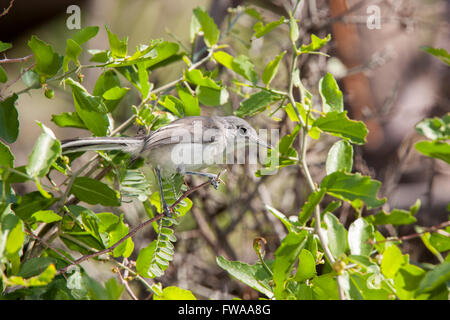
209, 177, 220, 190
163, 204, 172, 218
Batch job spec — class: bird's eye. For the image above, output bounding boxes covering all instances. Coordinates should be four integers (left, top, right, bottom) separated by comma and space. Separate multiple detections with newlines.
238, 126, 247, 135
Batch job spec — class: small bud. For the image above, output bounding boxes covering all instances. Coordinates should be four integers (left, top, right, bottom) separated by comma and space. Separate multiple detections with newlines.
44, 88, 54, 99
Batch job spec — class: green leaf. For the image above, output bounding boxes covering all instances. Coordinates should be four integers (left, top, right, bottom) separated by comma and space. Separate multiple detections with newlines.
31, 210, 62, 224
419, 230, 443, 261
253, 16, 285, 38
0, 94, 19, 143
235, 90, 283, 117
325, 140, 353, 174
60, 205, 105, 253
367, 199, 420, 226
0, 66, 7, 83
176, 84, 200, 116
104, 277, 125, 300
190, 13, 201, 43
93, 70, 126, 112
65, 78, 110, 136
71, 177, 120, 206
184, 69, 220, 89
294, 249, 316, 282
71, 25, 99, 43
63, 39, 82, 72
26, 122, 61, 178
348, 218, 374, 256
213, 51, 258, 84
89, 49, 111, 63
415, 140, 450, 164
12, 191, 57, 223
109, 214, 134, 258
17, 257, 55, 278
119, 169, 152, 201
346, 272, 391, 300
278, 124, 300, 155
311, 274, 339, 300
216, 256, 273, 298
136, 240, 159, 278
196, 86, 229, 106
415, 114, 450, 140
153, 286, 196, 300
0, 141, 14, 178
320, 171, 386, 210
429, 231, 450, 252
145, 42, 180, 69
314, 111, 367, 145
300, 34, 331, 54
159, 95, 184, 117
28, 35, 61, 78
381, 245, 405, 279
66, 78, 107, 113
417, 262, 450, 293
394, 263, 426, 300
193, 7, 220, 47
2, 213, 25, 255
0, 40, 12, 53
319, 73, 343, 113
323, 212, 347, 259
137, 62, 151, 99
7, 264, 56, 287
272, 231, 308, 298
21, 69, 41, 89
51, 112, 87, 129
298, 189, 326, 225
421, 46, 450, 65
102, 86, 129, 101
105, 25, 127, 58
63, 27, 100, 71
262, 51, 286, 87
265, 204, 294, 232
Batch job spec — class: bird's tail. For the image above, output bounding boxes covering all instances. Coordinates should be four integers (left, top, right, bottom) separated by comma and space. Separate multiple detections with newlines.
61, 136, 146, 155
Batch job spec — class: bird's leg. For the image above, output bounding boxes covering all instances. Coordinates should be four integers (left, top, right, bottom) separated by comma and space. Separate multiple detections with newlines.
183, 171, 222, 190
155, 167, 171, 217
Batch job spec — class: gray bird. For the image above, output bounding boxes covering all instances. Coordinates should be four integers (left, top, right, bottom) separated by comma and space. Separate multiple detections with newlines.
62, 116, 271, 216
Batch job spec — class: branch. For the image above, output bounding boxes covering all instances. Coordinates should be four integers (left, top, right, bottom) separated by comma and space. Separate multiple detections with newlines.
372, 220, 450, 244
25, 229, 75, 265
57, 213, 165, 275
0, 54, 33, 64
0, 0, 14, 18
117, 259, 138, 300
287, 2, 346, 300
57, 179, 215, 275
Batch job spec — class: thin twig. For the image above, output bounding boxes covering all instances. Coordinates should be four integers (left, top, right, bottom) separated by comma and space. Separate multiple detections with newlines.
0, 0, 14, 18
0, 54, 33, 64
372, 221, 450, 244
0, 62, 35, 96
57, 213, 165, 275
57, 179, 214, 275
25, 229, 75, 265
117, 259, 138, 300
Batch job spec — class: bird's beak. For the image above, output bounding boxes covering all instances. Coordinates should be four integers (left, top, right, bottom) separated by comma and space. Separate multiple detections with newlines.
251, 135, 273, 149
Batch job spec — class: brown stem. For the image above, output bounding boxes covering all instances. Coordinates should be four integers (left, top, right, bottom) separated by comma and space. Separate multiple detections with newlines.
372, 220, 450, 244
0, 54, 33, 64
57, 179, 214, 275
25, 228, 75, 265
0, 0, 14, 18
57, 213, 164, 275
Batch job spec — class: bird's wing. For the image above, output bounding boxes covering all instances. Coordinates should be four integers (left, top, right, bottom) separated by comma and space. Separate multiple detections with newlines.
144, 116, 223, 150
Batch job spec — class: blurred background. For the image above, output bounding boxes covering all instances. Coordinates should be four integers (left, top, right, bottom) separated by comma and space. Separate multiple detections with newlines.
1, 0, 449, 299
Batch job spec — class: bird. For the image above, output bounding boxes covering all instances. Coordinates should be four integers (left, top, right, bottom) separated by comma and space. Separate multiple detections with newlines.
61, 115, 271, 216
